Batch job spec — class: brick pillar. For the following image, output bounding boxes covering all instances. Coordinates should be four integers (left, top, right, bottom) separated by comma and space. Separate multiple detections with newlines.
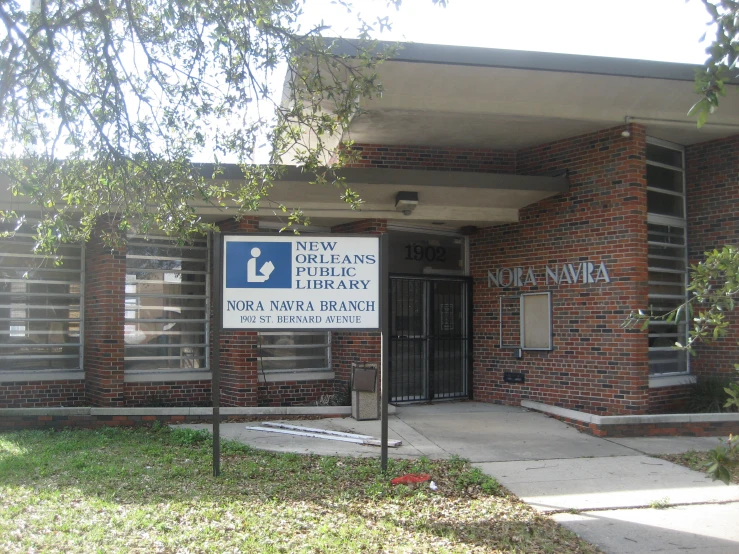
330, 219, 387, 394
84, 221, 126, 406
215, 217, 260, 406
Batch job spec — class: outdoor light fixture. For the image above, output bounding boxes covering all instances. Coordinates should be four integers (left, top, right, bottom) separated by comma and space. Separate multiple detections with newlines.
395, 191, 419, 216
621, 116, 631, 138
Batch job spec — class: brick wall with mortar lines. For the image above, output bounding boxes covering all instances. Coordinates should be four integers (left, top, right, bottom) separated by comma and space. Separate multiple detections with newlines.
648, 385, 691, 414
470, 125, 650, 415
686, 135, 739, 380
346, 144, 515, 173
330, 219, 386, 395
257, 379, 336, 407
84, 222, 126, 406
215, 217, 260, 406
124, 381, 211, 407
0, 380, 85, 408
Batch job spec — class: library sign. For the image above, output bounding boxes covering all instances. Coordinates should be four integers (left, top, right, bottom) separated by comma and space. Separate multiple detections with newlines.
488, 260, 611, 288
222, 235, 380, 329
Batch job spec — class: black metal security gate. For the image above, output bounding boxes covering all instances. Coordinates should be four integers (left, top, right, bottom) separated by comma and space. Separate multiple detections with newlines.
389, 276, 472, 402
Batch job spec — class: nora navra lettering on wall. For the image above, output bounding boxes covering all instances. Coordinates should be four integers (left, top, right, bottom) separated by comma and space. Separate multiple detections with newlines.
488, 262, 611, 288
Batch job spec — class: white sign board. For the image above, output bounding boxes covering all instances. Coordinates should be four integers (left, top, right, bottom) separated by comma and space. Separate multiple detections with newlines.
223, 235, 380, 329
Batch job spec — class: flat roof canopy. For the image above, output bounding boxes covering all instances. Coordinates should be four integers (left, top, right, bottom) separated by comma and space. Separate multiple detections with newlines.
0, 165, 568, 231
329, 41, 739, 149
208, 166, 569, 229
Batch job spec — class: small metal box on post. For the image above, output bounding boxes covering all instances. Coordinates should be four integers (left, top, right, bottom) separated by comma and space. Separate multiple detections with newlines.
351, 362, 380, 420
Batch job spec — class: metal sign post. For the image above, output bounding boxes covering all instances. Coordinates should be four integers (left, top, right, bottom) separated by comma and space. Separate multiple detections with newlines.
211, 232, 222, 477
380, 234, 390, 471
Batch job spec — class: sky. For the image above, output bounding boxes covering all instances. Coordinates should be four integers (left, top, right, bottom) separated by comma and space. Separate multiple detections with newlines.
299, 0, 713, 64
7, 0, 715, 164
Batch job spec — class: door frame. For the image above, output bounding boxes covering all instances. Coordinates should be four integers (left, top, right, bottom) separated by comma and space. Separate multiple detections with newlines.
388, 274, 473, 402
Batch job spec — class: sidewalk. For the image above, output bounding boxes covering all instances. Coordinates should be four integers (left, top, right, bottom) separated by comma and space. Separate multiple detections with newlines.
182, 402, 739, 553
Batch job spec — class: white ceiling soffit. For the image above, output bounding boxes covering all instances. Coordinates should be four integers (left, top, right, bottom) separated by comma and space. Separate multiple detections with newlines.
327, 41, 739, 149
0, 165, 567, 229
198, 166, 568, 228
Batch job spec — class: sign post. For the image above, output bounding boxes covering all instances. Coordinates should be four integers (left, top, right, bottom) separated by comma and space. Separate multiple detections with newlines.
212, 232, 222, 477
380, 234, 389, 471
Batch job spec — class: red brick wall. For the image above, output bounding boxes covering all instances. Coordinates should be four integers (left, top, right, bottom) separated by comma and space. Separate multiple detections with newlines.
470, 125, 650, 415
0, 380, 85, 408
686, 135, 739, 379
124, 381, 211, 407
346, 144, 515, 173
330, 219, 386, 392
648, 385, 692, 414
331, 333, 382, 392
84, 221, 126, 406
215, 218, 260, 406
257, 379, 336, 407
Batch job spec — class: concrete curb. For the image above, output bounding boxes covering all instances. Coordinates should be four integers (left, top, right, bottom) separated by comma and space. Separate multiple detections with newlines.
0, 405, 396, 417
521, 400, 739, 426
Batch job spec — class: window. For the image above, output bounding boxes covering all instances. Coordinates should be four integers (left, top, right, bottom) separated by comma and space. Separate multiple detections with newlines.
646, 139, 688, 375
0, 232, 82, 372
124, 235, 209, 371
257, 331, 331, 376
499, 292, 552, 351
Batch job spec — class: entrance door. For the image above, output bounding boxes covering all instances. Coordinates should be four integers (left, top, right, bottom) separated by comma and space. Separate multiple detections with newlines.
390, 276, 471, 402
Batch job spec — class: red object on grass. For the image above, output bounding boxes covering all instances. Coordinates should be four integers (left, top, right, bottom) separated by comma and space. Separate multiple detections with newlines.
391, 473, 431, 485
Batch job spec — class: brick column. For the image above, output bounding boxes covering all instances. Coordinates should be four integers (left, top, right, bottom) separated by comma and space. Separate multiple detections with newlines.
215, 217, 260, 406
686, 135, 739, 380
330, 219, 387, 395
84, 221, 126, 406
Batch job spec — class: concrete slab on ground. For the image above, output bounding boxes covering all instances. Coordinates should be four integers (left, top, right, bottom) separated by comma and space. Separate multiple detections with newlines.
393, 402, 636, 462
182, 415, 453, 459
181, 421, 407, 458
475, 455, 739, 512
553, 503, 739, 554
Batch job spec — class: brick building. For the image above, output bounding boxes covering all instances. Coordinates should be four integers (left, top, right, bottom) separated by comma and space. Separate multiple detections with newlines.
1, 43, 738, 416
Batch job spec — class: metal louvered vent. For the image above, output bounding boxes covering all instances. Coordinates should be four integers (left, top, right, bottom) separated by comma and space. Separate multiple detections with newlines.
124, 235, 209, 372
0, 233, 82, 371
646, 139, 688, 376
257, 331, 331, 375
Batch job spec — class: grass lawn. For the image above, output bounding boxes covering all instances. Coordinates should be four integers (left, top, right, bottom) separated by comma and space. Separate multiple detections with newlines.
0, 425, 599, 553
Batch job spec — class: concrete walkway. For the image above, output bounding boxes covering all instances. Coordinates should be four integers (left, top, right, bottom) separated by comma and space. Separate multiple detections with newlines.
182, 402, 739, 553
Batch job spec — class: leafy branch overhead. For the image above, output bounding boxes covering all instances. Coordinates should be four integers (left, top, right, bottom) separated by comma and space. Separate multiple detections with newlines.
625, 245, 739, 352
691, 0, 739, 126
0, 0, 434, 251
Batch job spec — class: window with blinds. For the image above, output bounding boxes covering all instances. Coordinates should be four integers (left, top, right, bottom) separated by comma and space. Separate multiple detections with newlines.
257, 331, 331, 376
0, 233, 82, 372
124, 236, 209, 372
646, 139, 688, 375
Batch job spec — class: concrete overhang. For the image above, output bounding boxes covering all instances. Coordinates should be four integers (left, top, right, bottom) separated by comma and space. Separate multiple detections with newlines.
0, 165, 568, 230
204, 165, 569, 228
321, 41, 739, 149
